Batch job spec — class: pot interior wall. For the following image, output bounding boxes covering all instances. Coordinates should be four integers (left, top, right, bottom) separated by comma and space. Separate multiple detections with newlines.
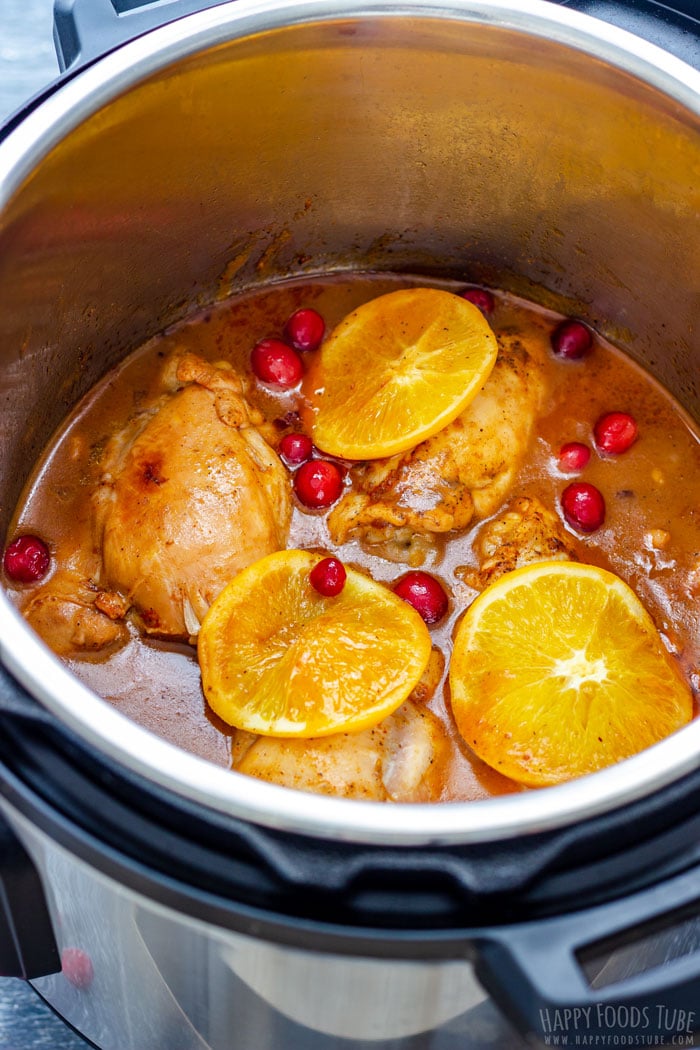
1, 11, 699, 533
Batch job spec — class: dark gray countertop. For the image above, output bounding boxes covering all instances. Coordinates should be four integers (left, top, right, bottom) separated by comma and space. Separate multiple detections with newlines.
0, 978, 91, 1048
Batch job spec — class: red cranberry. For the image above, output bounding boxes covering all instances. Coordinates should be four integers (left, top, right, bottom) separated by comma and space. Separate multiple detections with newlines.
558, 442, 591, 473
279, 433, 314, 467
285, 308, 325, 352
393, 572, 448, 625
594, 411, 638, 455
294, 460, 344, 509
251, 338, 303, 388
551, 319, 593, 360
460, 287, 495, 314
561, 482, 606, 533
3, 535, 51, 583
61, 947, 94, 989
310, 557, 347, 597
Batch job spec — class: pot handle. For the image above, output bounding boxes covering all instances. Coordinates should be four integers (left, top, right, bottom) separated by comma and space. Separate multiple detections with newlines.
475, 863, 700, 1044
557, 0, 700, 67
53, 0, 229, 73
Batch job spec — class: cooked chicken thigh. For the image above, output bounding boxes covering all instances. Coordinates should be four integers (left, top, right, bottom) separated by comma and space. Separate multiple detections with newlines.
23, 560, 129, 657
232, 699, 450, 801
93, 353, 292, 638
328, 333, 549, 559
457, 495, 577, 592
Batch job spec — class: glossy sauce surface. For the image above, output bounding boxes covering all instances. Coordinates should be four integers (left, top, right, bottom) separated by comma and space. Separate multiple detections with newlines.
7, 274, 700, 800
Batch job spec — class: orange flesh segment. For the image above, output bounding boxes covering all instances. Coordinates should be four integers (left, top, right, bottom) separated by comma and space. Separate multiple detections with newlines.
303, 288, 498, 459
198, 549, 432, 737
448, 561, 693, 786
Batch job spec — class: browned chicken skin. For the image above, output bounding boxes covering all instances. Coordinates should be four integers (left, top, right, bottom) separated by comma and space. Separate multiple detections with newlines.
327, 332, 549, 562
22, 354, 292, 650
23, 560, 129, 657
92, 353, 292, 639
232, 699, 450, 802
458, 494, 577, 592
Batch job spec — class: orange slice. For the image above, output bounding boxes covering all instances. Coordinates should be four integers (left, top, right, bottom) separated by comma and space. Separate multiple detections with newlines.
302, 288, 498, 459
449, 561, 693, 786
198, 550, 431, 736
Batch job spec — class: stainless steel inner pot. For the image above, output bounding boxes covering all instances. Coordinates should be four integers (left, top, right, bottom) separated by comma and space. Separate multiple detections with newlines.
1, 0, 699, 845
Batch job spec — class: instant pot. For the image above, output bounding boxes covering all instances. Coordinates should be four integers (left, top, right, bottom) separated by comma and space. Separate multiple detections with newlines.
1, 1, 700, 1047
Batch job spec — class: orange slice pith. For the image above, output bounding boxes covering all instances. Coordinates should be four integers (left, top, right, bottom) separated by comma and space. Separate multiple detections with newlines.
302, 288, 498, 459
449, 561, 693, 786
198, 549, 432, 736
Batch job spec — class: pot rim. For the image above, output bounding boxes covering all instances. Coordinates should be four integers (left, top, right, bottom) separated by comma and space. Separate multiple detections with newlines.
1, 0, 700, 846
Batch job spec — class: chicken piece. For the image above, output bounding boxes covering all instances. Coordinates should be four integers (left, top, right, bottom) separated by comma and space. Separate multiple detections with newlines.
232, 700, 450, 801
328, 332, 549, 559
93, 353, 292, 639
410, 647, 446, 705
457, 495, 577, 591
22, 563, 130, 657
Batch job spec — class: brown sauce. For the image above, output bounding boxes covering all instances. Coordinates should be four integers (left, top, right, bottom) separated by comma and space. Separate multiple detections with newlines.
6, 273, 700, 801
